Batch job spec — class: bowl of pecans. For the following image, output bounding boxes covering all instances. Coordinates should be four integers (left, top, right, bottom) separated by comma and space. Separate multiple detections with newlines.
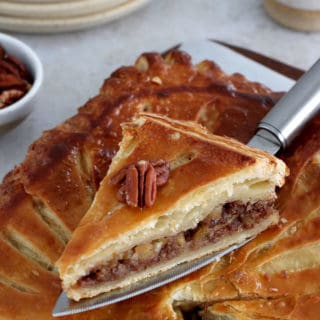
0, 32, 43, 127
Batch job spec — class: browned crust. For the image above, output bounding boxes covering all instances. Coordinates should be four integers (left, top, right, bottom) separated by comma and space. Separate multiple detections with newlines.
58, 112, 285, 276
81, 114, 320, 320
0, 50, 295, 320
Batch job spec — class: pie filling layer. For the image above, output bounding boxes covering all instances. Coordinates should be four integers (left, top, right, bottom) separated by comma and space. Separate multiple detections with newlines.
77, 200, 274, 288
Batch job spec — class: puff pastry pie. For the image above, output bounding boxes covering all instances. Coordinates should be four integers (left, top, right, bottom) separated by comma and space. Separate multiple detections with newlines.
1, 50, 317, 319
57, 113, 287, 301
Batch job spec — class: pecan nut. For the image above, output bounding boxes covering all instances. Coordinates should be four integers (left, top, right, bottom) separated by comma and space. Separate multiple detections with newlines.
152, 159, 170, 186
110, 160, 170, 208
0, 89, 25, 109
125, 164, 139, 207
143, 163, 157, 208
0, 46, 32, 109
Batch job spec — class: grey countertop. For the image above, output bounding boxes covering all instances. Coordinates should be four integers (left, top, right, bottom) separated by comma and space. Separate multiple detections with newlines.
1, 0, 320, 180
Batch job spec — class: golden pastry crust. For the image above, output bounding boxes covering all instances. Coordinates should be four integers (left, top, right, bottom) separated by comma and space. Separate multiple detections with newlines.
57, 113, 286, 300
0, 50, 314, 319
201, 294, 320, 320
86, 115, 320, 320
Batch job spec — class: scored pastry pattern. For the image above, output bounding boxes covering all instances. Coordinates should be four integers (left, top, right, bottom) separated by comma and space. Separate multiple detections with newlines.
0, 50, 319, 319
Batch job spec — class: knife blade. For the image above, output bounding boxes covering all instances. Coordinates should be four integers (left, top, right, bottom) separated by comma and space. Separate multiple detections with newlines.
52, 42, 320, 317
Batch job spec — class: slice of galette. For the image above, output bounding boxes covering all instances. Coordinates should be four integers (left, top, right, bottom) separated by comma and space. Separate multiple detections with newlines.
57, 113, 288, 301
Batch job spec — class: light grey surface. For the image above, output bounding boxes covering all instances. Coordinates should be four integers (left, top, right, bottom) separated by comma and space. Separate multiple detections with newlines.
1, 0, 320, 180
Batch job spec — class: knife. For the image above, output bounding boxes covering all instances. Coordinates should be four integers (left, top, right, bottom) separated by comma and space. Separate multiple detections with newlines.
248, 57, 320, 153
52, 52, 320, 318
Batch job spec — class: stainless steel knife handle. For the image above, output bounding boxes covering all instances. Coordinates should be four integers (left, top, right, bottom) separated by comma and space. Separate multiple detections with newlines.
258, 58, 320, 149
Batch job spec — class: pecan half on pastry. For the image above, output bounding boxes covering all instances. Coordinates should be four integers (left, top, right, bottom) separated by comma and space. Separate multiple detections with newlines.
110, 160, 170, 208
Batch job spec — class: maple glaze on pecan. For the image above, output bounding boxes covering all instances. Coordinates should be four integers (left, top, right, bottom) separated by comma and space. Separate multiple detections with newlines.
110, 160, 170, 208
0, 45, 32, 109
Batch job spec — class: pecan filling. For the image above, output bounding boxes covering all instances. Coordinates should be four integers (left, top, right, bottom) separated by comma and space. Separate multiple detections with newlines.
110, 160, 170, 208
78, 200, 274, 287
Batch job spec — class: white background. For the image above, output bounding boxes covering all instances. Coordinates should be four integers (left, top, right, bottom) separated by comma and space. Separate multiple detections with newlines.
1, 0, 320, 180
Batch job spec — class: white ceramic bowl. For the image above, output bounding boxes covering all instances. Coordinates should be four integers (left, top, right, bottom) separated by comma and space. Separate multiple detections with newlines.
0, 32, 43, 127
